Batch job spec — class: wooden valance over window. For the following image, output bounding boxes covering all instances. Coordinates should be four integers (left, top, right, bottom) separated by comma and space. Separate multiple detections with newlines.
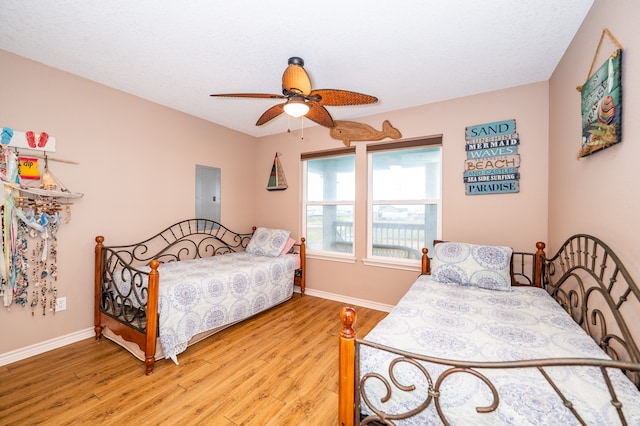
366, 135, 442, 153
300, 146, 356, 161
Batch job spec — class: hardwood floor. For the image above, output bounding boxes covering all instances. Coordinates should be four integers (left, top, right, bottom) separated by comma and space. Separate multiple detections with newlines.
0, 294, 387, 425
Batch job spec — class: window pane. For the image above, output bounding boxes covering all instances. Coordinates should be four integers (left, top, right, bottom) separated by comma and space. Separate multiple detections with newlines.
305, 205, 354, 254
306, 156, 355, 202
371, 204, 438, 258
372, 147, 440, 200
369, 145, 442, 262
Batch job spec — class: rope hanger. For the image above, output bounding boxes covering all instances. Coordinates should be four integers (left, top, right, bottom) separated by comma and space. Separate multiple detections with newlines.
576, 28, 624, 92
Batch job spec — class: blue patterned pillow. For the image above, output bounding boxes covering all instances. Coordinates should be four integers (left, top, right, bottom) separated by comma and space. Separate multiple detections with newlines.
431, 242, 513, 291
245, 227, 291, 257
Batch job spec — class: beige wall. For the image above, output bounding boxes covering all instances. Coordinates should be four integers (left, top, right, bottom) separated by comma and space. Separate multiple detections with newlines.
0, 50, 257, 354
6, 0, 636, 357
0, 49, 550, 356
549, 0, 639, 280
255, 82, 549, 305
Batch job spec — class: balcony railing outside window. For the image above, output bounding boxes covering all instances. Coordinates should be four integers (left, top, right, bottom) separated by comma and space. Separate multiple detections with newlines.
331, 217, 437, 259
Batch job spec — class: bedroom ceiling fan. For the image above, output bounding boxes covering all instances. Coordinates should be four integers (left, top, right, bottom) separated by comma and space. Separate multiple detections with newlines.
210, 57, 378, 128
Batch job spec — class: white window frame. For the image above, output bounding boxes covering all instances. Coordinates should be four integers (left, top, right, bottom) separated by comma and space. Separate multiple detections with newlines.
364, 137, 443, 270
301, 148, 357, 262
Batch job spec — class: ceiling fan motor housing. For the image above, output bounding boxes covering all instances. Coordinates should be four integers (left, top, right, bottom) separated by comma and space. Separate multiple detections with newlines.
288, 57, 304, 67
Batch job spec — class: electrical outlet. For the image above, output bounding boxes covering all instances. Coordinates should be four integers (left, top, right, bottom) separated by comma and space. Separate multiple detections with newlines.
56, 296, 66, 312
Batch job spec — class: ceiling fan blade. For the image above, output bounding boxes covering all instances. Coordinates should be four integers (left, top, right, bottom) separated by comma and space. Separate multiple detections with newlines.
305, 104, 334, 128
256, 104, 286, 126
210, 93, 285, 99
282, 64, 312, 96
310, 89, 378, 106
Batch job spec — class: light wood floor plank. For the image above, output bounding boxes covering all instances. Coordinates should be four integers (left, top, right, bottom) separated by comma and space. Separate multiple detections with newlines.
0, 294, 387, 424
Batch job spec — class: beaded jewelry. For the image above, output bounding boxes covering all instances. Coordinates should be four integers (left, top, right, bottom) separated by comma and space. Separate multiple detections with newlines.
50, 286, 57, 314
13, 223, 30, 306
40, 286, 46, 316
11, 210, 62, 315
31, 289, 38, 316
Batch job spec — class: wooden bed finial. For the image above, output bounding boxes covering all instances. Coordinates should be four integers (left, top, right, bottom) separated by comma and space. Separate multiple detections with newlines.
534, 242, 546, 287
421, 248, 430, 275
339, 307, 357, 426
340, 307, 356, 338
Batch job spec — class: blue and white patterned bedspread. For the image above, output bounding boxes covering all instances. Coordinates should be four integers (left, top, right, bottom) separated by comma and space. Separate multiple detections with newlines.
361, 275, 640, 425
153, 252, 295, 362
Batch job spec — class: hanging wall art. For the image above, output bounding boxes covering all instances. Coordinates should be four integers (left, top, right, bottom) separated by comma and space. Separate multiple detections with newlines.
329, 120, 401, 147
0, 126, 82, 315
577, 29, 623, 158
266, 153, 288, 191
464, 119, 520, 195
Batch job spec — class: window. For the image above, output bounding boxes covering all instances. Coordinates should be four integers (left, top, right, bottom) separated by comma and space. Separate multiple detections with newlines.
302, 148, 356, 256
367, 138, 442, 262
301, 137, 441, 266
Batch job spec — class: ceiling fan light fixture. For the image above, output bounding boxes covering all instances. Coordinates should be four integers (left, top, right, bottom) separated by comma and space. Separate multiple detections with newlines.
283, 98, 309, 117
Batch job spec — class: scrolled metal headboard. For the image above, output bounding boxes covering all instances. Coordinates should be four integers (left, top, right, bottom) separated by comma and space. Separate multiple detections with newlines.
104, 219, 254, 266
542, 234, 640, 387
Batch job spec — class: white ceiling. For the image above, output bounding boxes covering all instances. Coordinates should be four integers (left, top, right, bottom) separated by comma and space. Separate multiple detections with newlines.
0, 1, 594, 138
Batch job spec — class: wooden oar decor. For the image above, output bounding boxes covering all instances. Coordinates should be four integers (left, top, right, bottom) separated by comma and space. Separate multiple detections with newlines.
329, 120, 402, 146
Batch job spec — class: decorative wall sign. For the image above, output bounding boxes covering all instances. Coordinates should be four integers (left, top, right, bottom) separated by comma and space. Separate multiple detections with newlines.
329, 120, 401, 146
18, 157, 40, 180
464, 119, 520, 195
577, 29, 623, 158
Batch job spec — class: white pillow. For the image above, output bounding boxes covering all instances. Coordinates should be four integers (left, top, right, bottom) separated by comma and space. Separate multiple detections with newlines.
431, 242, 513, 291
245, 227, 291, 257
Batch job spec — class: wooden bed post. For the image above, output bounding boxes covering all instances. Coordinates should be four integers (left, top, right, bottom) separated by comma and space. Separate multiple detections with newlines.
534, 242, 546, 288
299, 237, 306, 294
145, 260, 160, 375
94, 236, 104, 340
339, 307, 357, 426
421, 248, 430, 275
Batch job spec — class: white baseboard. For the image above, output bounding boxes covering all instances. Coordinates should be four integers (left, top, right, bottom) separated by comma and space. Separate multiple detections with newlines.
294, 287, 394, 312
0, 327, 95, 367
3, 290, 391, 367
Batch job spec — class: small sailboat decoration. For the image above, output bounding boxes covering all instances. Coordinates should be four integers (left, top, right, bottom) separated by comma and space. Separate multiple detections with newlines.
266, 153, 288, 191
